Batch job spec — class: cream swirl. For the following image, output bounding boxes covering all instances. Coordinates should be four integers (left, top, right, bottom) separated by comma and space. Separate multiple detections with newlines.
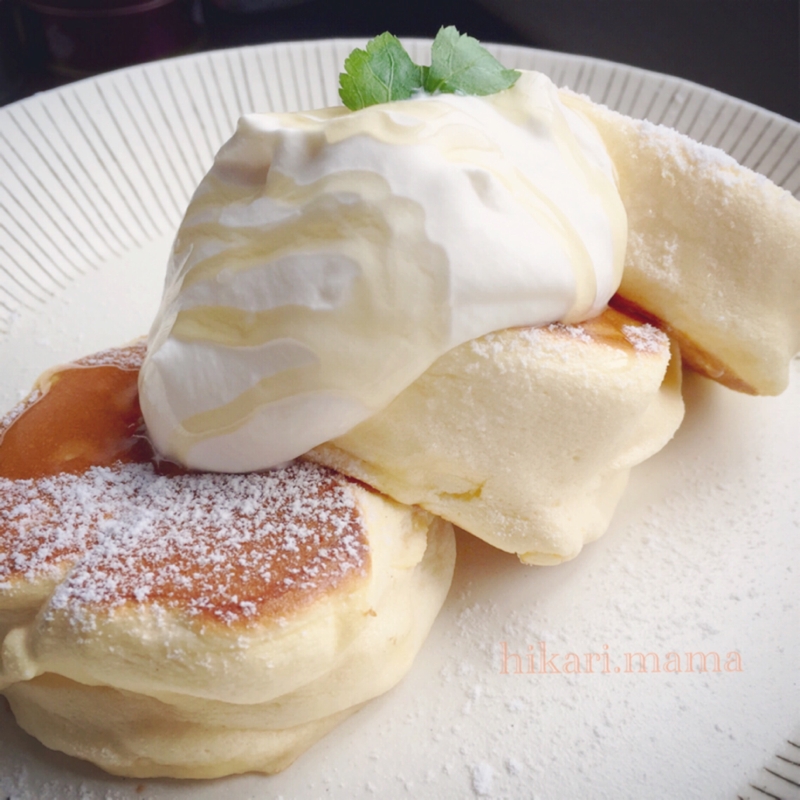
139, 70, 627, 472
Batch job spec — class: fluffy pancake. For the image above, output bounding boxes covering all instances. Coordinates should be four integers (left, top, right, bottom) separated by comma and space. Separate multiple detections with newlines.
561, 90, 800, 396
0, 343, 456, 778
310, 91, 800, 561
308, 308, 684, 565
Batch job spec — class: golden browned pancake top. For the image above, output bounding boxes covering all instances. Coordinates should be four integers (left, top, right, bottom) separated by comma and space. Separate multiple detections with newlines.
0, 344, 369, 628
538, 307, 671, 354
610, 294, 758, 394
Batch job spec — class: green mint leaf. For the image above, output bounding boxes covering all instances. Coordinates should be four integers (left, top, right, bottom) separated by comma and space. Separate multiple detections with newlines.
424, 26, 520, 96
339, 33, 424, 110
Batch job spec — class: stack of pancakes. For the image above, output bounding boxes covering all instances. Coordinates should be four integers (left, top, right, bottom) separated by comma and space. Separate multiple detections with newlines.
309, 309, 684, 565
0, 344, 456, 777
1, 93, 799, 778
310, 92, 800, 564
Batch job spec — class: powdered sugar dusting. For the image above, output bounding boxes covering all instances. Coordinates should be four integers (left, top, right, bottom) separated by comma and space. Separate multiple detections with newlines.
471, 762, 494, 796
1, 460, 368, 627
622, 323, 669, 353
469, 332, 506, 360
546, 322, 593, 343
70, 340, 147, 371
637, 118, 741, 181
468, 318, 615, 364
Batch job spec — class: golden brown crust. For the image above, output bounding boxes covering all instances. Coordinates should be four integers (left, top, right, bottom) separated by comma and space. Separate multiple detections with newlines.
610, 294, 758, 395
542, 306, 669, 354
0, 345, 370, 627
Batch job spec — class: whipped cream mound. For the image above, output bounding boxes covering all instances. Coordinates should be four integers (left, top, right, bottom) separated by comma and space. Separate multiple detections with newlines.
139, 70, 627, 472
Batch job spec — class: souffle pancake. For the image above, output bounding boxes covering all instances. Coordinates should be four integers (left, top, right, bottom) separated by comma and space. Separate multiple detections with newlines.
0, 343, 456, 778
562, 91, 800, 396
308, 307, 684, 565
136, 58, 799, 570
3, 30, 800, 786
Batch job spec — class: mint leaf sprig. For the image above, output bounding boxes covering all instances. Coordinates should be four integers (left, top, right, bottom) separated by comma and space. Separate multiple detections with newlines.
339, 33, 424, 110
338, 26, 520, 111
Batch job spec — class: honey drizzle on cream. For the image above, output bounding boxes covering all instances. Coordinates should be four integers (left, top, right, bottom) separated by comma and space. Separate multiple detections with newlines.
140, 71, 627, 471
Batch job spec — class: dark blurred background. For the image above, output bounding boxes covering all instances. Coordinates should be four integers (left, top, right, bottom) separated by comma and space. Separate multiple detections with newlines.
1, 0, 798, 120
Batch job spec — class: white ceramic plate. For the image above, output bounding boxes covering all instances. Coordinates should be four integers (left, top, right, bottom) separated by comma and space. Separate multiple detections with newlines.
1, 40, 798, 800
